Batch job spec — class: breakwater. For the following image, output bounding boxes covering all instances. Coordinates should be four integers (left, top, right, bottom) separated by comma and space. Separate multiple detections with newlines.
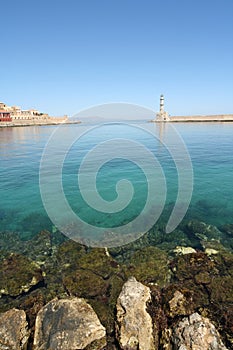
168, 114, 233, 122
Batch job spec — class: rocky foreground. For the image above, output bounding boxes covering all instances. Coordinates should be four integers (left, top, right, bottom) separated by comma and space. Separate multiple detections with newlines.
0, 220, 233, 349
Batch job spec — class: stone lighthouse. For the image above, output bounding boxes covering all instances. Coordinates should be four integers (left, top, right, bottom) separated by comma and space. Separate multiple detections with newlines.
156, 94, 170, 121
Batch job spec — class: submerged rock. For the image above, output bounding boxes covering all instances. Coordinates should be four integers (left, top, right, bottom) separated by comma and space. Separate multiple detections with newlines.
33, 297, 106, 350
21, 230, 53, 264
173, 246, 196, 255
205, 247, 219, 256
220, 223, 233, 237
0, 253, 43, 297
186, 220, 222, 241
124, 246, 170, 287
0, 231, 23, 255
161, 312, 228, 350
116, 277, 156, 350
0, 308, 29, 350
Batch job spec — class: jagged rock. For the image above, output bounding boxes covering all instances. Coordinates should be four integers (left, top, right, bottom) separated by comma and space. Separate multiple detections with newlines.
116, 276, 156, 350
205, 248, 219, 256
161, 312, 228, 350
33, 297, 106, 350
168, 290, 193, 317
0, 308, 29, 350
0, 253, 43, 297
173, 246, 196, 255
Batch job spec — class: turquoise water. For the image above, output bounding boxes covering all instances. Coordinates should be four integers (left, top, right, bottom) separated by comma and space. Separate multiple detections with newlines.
0, 122, 233, 240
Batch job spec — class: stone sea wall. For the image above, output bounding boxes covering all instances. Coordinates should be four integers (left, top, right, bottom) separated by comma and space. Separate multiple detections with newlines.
170, 114, 233, 122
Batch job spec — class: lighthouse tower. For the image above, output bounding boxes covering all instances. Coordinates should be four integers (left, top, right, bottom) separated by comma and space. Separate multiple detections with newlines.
156, 94, 170, 121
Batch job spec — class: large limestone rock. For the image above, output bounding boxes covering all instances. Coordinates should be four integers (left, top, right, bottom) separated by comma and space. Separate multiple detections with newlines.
162, 312, 228, 350
33, 297, 106, 350
0, 308, 29, 350
116, 276, 156, 350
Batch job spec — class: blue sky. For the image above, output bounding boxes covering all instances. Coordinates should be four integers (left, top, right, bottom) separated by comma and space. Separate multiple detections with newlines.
0, 0, 232, 116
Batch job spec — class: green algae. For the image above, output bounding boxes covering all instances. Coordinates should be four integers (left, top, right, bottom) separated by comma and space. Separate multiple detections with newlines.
123, 246, 170, 287
56, 240, 87, 270
63, 269, 108, 298
0, 253, 43, 297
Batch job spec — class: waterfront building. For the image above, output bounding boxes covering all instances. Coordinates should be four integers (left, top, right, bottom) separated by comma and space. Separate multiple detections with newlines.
0, 101, 68, 123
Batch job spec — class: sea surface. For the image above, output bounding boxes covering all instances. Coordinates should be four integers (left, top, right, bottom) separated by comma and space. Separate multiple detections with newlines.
0, 121, 233, 244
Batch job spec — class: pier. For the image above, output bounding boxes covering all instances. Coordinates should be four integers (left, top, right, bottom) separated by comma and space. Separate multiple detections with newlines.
153, 95, 233, 122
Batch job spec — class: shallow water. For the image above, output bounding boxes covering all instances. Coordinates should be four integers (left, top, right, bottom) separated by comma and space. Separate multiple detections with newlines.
0, 122, 233, 242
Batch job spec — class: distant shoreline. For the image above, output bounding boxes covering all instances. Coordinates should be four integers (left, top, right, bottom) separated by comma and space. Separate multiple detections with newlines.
1, 114, 233, 127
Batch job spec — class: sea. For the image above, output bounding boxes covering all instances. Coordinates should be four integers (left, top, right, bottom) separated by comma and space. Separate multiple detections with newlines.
0, 121, 233, 247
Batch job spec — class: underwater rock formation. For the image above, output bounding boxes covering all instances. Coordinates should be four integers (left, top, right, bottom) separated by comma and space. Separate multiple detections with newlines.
0, 219, 232, 349
33, 297, 106, 350
116, 277, 156, 350
185, 220, 222, 241
0, 308, 29, 350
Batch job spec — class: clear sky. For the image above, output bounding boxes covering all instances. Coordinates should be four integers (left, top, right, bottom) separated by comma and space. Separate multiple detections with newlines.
0, 0, 232, 117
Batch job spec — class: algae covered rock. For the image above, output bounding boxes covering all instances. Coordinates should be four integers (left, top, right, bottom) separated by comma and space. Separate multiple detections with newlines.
56, 239, 86, 269
78, 248, 119, 273
61, 247, 124, 336
170, 251, 215, 282
33, 297, 106, 350
61, 247, 121, 299
0, 253, 43, 297
0, 308, 29, 350
124, 246, 170, 287
167, 251, 215, 309
116, 277, 156, 350
63, 268, 109, 298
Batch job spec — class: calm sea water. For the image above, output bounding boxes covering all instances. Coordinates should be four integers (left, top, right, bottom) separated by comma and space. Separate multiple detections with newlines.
0, 122, 233, 240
